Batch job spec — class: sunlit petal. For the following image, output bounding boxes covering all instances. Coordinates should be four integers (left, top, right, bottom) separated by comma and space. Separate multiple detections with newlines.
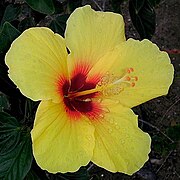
89, 39, 174, 107
31, 100, 95, 173
65, 5, 125, 75
5, 27, 68, 102
91, 103, 151, 175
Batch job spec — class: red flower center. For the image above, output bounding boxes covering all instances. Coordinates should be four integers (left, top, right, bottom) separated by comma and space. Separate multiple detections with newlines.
59, 66, 103, 120
58, 64, 138, 120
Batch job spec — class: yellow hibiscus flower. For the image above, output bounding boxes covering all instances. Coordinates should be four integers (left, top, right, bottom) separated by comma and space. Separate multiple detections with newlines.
5, 5, 173, 175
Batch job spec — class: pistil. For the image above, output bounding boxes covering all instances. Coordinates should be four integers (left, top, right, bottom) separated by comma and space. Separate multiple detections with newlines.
66, 67, 138, 99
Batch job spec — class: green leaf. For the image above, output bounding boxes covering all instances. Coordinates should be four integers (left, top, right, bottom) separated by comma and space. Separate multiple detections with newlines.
166, 125, 180, 141
0, 3, 5, 21
18, 17, 35, 32
0, 112, 21, 155
0, 61, 22, 97
0, 112, 33, 180
152, 134, 176, 156
0, 4, 21, 26
130, 0, 145, 12
111, 0, 128, 13
0, 92, 10, 112
25, 170, 41, 180
0, 22, 20, 54
148, 0, 161, 7
68, 0, 82, 12
53, 1, 64, 14
49, 14, 69, 36
25, 0, 55, 14
129, 0, 156, 39
0, 22, 22, 97
91, 175, 99, 180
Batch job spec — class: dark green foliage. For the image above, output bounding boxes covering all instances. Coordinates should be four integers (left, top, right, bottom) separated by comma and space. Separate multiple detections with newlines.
110, 0, 128, 13
129, 0, 156, 39
0, 93, 10, 112
166, 125, 180, 141
152, 125, 180, 156
0, 4, 21, 27
18, 17, 36, 32
0, 22, 21, 97
148, 0, 161, 7
25, 169, 42, 180
0, 112, 33, 180
68, 0, 82, 12
25, 0, 55, 14
0, 22, 20, 54
152, 134, 175, 156
49, 14, 69, 36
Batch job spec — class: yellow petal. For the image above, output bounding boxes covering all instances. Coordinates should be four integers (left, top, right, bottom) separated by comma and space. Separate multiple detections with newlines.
89, 39, 174, 107
5, 27, 68, 102
31, 100, 95, 173
91, 103, 151, 175
65, 5, 125, 74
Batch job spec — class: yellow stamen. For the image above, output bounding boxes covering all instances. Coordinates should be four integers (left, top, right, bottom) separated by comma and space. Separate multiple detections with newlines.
67, 68, 138, 99
67, 86, 103, 98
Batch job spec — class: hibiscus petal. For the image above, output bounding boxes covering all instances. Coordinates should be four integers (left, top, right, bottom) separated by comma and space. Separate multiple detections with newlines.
91, 103, 151, 175
5, 27, 68, 102
89, 39, 174, 108
65, 5, 125, 74
31, 100, 95, 173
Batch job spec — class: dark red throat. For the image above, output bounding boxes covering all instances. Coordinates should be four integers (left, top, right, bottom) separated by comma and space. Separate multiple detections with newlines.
59, 69, 103, 120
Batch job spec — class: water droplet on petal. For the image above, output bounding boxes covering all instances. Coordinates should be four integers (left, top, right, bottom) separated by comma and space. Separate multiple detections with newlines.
114, 149, 119, 154
109, 119, 114, 124
86, 135, 92, 141
121, 140, 125, 145
108, 128, 113, 133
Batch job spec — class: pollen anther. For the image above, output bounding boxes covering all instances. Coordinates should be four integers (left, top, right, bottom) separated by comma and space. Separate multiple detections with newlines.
134, 76, 138, 81
125, 76, 131, 81
127, 67, 134, 73
99, 67, 138, 96
65, 68, 138, 99
131, 82, 135, 87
